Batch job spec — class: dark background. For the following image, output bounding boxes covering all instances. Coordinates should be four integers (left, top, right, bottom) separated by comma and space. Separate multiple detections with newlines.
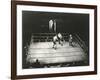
22, 11, 89, 68
22, 11, 89, 46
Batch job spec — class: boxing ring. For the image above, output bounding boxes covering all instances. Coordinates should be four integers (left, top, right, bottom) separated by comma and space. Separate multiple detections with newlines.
25, 33, 88, 68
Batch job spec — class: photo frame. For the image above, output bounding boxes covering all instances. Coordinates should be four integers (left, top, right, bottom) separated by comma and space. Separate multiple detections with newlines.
11, 0, 97, 80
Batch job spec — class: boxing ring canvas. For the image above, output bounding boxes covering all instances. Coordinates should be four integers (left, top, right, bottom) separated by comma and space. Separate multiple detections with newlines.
11, 1, 97, 79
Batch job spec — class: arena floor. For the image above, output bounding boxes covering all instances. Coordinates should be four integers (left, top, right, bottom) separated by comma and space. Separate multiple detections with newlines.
27, 41, 86, 64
